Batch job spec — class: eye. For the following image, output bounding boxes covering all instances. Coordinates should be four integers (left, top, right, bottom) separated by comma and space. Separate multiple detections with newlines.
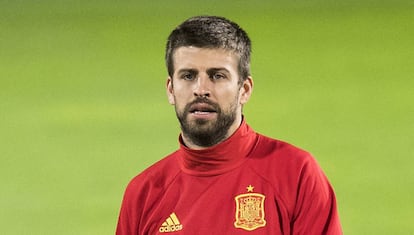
211, 73, 226, 80
181, 72, 195, 81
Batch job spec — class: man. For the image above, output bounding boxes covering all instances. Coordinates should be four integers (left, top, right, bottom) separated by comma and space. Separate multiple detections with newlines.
117, 15, 342, 234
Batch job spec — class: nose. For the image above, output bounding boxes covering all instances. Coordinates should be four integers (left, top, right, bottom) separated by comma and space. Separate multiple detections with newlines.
193, 75, 211, 98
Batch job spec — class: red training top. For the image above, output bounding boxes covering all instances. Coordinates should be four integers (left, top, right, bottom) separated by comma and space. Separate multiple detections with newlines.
117, 120, 342, 234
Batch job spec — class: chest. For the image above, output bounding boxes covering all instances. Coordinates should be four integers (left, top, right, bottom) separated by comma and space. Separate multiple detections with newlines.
140, 170, 289, 234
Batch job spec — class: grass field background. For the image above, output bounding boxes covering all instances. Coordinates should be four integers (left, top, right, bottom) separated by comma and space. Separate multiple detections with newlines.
1, 0, 413, 234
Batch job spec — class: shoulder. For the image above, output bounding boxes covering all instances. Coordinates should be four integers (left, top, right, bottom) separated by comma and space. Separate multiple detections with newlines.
248, 134, 319, 194
117, 151, 182, 233
248, 133, 333, 211
123, 151, 182, 200
250, 133, 325, 178
247, 134, 342, 233
251, 134, 314, 167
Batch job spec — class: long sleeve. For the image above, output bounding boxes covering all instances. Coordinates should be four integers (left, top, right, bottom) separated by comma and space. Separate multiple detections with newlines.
291, 156, 342, 234
116, 178, 143, 235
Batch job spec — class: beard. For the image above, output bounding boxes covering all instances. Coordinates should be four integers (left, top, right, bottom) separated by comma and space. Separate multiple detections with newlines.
175, 96, 239, 147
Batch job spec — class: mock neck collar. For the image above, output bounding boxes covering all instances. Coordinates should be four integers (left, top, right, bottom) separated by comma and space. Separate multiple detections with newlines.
177, 119, 258, 176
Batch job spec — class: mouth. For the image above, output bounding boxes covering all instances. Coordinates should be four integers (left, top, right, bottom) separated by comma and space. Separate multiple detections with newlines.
189, 103, 217, 115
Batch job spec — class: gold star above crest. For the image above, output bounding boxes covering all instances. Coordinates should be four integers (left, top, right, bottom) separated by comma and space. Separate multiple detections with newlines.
246, 185, 254, 192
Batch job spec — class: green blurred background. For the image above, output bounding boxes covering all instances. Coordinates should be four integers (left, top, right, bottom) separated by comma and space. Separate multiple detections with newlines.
1, 0, 413, 234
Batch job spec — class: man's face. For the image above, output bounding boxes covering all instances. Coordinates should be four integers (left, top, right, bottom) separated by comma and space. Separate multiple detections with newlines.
166, 47, 252, 148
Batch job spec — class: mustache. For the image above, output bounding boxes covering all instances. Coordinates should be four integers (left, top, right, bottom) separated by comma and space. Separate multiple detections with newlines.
184, 97, 220, 112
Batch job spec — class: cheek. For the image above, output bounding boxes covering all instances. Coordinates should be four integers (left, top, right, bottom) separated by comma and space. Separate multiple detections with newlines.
219, 89, 242, 108
169, 89, 188, 108
168, 82, 187, 105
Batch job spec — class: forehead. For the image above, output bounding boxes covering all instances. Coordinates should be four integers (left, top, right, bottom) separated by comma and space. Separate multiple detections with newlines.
173, 47, 239, 72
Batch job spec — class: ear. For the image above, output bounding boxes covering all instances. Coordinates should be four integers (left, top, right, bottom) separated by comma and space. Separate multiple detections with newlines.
166, 76, 175, 105
240, 76, 253, 105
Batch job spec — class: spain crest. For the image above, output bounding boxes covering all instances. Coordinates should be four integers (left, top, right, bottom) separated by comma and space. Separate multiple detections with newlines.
234, 185, 266, 231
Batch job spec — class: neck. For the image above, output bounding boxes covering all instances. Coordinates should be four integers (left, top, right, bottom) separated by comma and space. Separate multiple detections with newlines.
178, 118, 257, 176
181, 115, 243, 150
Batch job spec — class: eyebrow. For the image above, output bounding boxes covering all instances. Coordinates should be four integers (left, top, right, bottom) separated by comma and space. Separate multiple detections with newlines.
177, 67, 230, 74
206, 67, 231, 74
176, 68, 198, 74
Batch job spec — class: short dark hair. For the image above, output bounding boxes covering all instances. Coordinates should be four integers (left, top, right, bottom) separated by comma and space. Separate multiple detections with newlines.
166, 16, 251, 82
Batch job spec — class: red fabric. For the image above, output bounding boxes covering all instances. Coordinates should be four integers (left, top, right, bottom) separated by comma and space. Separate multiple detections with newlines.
116, 120, 342, 234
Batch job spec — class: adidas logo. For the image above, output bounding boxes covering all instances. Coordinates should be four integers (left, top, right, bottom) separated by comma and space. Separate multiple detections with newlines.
159, 212, 183, 233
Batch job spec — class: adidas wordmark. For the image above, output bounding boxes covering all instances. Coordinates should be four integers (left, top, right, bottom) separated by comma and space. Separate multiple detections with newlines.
159, 213, 183, 233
